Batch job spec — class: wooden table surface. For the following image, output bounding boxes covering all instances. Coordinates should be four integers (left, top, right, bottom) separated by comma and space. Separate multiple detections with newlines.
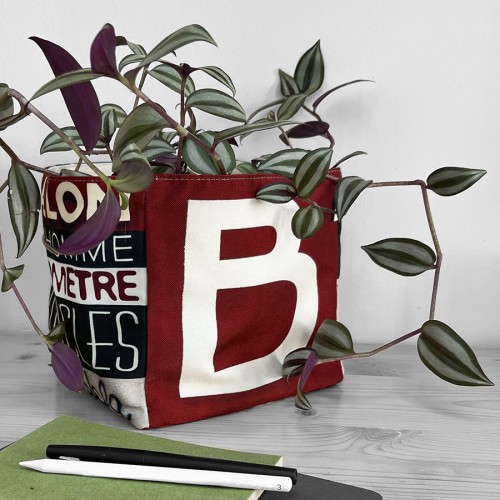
1, 331, 499, 499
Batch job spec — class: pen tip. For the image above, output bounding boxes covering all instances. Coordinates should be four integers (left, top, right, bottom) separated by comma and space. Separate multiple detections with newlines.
19, 460, 39, 471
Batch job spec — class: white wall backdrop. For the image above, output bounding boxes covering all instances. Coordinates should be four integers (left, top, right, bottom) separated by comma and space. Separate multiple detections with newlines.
1, 0, 499, 347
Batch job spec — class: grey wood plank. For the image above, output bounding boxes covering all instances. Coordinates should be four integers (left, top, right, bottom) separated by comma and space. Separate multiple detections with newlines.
1, 331, 499, 499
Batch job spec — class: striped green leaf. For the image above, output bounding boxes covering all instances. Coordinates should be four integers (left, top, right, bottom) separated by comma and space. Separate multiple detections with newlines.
1, 264, 24, 293
234, 161, 258, 174
40, 123, 111, 154
0, 84, 14, 126
312, 79, 373, 111
101, 103, 127, 140
335, 176, 372, 220
121, 39, 147, 56
279, 70, 300, 97
246, 98, 285, 123
291, 205, 324, 239
312, 320, 354, 359
141, 24, 216, 66
116, 37, 146, 73
142, 132, 176, 161
148, 64, 196, 95
46, 321, 67, 343
214, 119, 295, 143
418, 320, 493, 386
59, 169, 91, 177
31, 69, 102, 100
276, 93, 307, 120
293, 147, 333, 199
0, 109, 24, 131
295, 387, 312, 411
282, 347, 314, 380
111, 145, 153, 193
40, 127, 99, 154
256, 182, 297, 204
295, 350, 318, 411
426, 167, 486, 196
112, 103, 167, 169
199, 66, 236, 96
294, 41, 324, 95
295, 385, 311, 410
362, 238, 436, 276
258, 149, 309, 178
115, 142, 147, 164
7, 161, 41, 257
185, 89, 246, 122
331, 151, 367, 169
118, 53, 145, 73
182, 131, 236, 175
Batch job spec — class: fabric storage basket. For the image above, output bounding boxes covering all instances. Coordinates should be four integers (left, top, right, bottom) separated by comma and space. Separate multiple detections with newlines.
41, 172, 344, 429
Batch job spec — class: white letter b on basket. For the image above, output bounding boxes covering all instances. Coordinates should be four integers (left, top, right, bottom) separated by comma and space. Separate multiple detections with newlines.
180, 198, 318, 398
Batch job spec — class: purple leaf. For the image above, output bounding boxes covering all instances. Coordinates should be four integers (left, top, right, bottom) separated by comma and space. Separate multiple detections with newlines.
300, 349, 319, 389
151, 152, 177, 166
58, 187, 121, 255
30, 37, 101, 152
124, 67, 141, 86
285, 120, 330, 139
90, 23, 118, 77
50, 342, 84, 392
295, 350, 319, 411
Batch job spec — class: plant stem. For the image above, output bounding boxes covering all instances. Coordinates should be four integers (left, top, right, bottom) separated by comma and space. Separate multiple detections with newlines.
0, 138, 60, 194
0, 232, 46, 340
175, 74, 188, 174
0, 136, 18, 159
7, 89, 106, 182
302, 105, 322, 121
133, 67, 149, 109
418, 183, 442, 320
316, 328, 422, 365
367, 179, 442, 319
74, 158, 83, 171
278, 126, 293, 149
127, 83, 227, 174
309, 199, 335, 215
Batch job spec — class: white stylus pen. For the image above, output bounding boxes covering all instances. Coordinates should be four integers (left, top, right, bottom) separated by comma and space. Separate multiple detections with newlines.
19, 459, 292, 492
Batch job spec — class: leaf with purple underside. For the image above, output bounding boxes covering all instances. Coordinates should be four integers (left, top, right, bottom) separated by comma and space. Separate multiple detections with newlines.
50, 342, 84, 392
111, 144, 154, 193
112, 160, 153, 193
30, 36, 101, 152
284, 120, 330, 139
90, 23, 118, 77
58, 187, 121, 255
282, 347, 314, 380
295, 349, 318, 410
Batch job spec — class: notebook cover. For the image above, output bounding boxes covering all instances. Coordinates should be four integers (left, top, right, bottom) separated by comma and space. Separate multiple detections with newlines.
0, 416, 281, 499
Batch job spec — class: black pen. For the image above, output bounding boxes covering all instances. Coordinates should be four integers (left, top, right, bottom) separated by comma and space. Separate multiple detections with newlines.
46, 445, 298, 485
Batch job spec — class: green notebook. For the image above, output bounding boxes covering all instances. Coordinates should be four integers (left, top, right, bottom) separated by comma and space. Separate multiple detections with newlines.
0, 416, 282, 500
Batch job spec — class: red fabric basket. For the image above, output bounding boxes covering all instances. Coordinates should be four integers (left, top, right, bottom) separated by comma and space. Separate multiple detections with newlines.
42, 172, 343, 429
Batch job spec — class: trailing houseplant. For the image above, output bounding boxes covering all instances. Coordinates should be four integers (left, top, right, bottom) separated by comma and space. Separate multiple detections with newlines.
0, 23, 493, 412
